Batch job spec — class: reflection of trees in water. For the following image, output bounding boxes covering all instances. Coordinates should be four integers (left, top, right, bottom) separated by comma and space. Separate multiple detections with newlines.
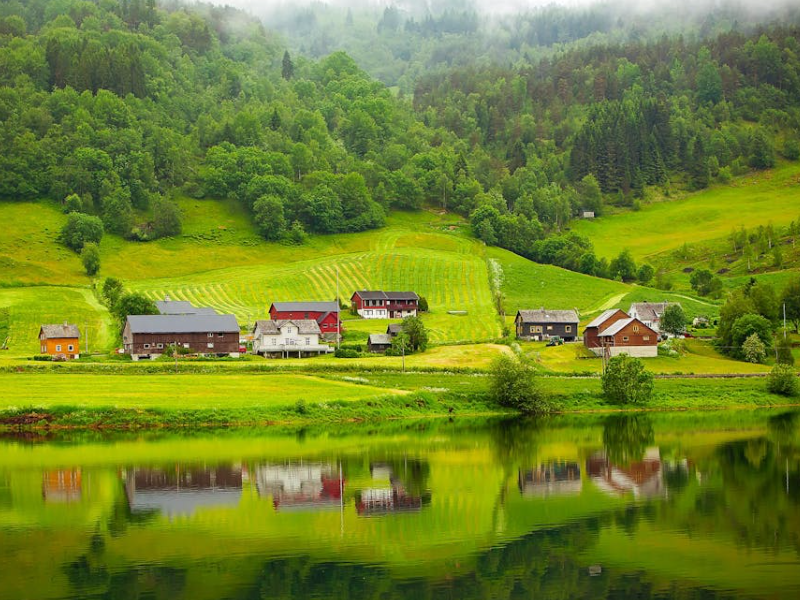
602, 414, 654, 466
242, 515, 731, 600
491, 416, 545, 472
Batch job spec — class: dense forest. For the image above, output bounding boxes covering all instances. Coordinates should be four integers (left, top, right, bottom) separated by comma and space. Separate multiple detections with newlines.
1, 0, 800, 280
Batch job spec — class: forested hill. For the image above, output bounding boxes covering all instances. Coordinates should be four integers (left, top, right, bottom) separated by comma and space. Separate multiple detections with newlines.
0, 0, 445, 242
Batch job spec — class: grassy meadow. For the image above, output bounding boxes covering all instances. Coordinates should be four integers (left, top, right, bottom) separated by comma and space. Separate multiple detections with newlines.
571, 161, 800, 261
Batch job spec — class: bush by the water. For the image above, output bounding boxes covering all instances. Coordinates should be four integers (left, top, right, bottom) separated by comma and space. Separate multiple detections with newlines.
489, 354, 551, 414
601, 354, 654, 404
335, 348, 360, 358
767, 363, 799, 397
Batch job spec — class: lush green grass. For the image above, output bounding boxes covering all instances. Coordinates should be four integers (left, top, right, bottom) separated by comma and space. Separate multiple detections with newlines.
0, 372, 407, 409
571, 162, 800, 260
0, 286, 112, 356
527, 339, 772, 375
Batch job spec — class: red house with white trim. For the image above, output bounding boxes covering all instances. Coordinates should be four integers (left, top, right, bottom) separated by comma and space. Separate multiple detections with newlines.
269, 301, 341, 341
350, 291, 419, 319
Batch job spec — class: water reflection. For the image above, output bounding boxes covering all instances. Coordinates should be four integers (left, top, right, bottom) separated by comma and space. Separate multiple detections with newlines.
124, 466, 243, 517
0, 411, 798, 600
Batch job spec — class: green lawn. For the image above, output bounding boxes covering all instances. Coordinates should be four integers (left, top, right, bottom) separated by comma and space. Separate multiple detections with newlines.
571, 162, 800, 260
0, 286, 113, 357
0, 372, 406, 409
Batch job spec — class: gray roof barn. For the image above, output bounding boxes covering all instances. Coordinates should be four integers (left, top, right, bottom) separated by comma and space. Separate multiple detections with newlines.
386, 324, 403, 336
40, 324, 80, 339
271, 301, 339, 313
516, 309, 579, 324
253, 319, 321, 335
126, 314, 239, 334
156, 300, 218, 315
368, 333, 393, 346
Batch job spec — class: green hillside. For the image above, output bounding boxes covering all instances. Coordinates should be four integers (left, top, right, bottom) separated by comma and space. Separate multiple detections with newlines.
571, 162, 800, 261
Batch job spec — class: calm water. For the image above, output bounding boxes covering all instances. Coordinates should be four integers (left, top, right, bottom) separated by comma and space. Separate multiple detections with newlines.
1, 411, 799, 600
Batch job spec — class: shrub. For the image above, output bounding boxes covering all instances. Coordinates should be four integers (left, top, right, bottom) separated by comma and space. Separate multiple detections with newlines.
767, 363, 799, 397
661, 304, 686, 337
60, 213, 104, 251
776, 337, 795, 365
601, 354, 654, 405
489, 354, 551, 414
418, 296, 429, 312
334, 348, 360, 358
742, 332, 766, 363
80, 242, 101, 276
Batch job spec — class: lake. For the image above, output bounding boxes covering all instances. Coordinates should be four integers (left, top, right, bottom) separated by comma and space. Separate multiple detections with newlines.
1, 410, 799, 600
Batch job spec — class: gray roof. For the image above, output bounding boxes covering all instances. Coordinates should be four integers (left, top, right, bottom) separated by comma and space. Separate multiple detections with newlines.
354, 291, 419, 301
40, 324, 80, 339
271, 301, 339, 313
629, 302, 676, 322
586, 309, 627, 329
253, 319, 321, 335
369, 334, 393, 346
156, 300, 218, 315
598, 318, 655, 337
387, 323, 402, 335
127, 314, 239, 334
516, 309, 579, 324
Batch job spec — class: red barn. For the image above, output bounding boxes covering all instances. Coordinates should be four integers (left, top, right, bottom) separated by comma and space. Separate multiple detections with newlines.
269, 301, 341, 341
583, 309, 658, 358
583, 309, 629, 350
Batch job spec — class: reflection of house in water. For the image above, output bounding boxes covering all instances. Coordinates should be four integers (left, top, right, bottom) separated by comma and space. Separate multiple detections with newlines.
355, 462, 430, 516
518, 461, 582, 497
43, 469, 82, 503
587, 448, 664, 498
255, 463, 343, 511
125, 466, 242, 517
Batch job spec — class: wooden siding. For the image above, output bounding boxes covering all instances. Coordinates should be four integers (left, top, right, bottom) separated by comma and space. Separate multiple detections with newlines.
600, 319, 657, 349
40, 337, 80, 358
515, 316, 578, 341
583, 310, 629, 349
123, 331, 238, 356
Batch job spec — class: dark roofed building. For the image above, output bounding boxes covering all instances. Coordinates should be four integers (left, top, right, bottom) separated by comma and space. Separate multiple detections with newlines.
515, 309, 579, 341
351, 291, 419, 319
123, 314, 240, 360
368, 333, 393, 353
386, 323, 402, 337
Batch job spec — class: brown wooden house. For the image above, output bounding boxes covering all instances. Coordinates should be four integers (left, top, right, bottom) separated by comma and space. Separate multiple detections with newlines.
123, 314, 240, 360
39, 324, 80, 359
583, 309, 658, 358
515, 309, 579, 341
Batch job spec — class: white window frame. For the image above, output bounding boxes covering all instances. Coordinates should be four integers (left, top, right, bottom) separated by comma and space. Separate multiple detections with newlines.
143, 343, 150, 349
207, 332, 214, 338
68, 345, 74, 352
565, 326, 572, 333
305, 337, 310, 345
55, 344, 62, 352
622, 336, 629, 342
207, 342, 214, 349
157, 343, 164, 349
271, 338, 277, 345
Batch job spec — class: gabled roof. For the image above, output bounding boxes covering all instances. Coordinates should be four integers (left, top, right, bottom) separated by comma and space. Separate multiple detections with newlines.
369, 333, 393, 345
156, 300, 218, 315
598, 318, 655, 337
253, 319, 321, 335
353, 291, 419, 301
270, 301, 339, 314
387, 323, 402, 335
40, 324, 80, 339
127, 314, 239, 334
586, 309, 628, 329
629, 302, 676, 322
516, 309, 579, 324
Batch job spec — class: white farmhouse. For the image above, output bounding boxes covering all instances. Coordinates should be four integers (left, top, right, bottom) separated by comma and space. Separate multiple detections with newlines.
628, 302, 679, 336
251, 319, 332, 358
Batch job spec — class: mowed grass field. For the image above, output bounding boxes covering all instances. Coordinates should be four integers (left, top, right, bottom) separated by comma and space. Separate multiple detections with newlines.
0, 286, 112, 356
571, 161, 800, 260
0, 372, 407, 409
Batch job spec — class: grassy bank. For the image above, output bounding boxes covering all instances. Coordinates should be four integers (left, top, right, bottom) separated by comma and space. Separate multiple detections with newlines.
0, 370, 792, 431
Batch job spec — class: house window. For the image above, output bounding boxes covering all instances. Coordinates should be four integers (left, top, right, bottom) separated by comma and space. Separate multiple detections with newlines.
55, 344, 61, 352
305, 337, 310, 345
68, 345, 74, 352
546, 325, 553, 331
287, 327, 293, 334
643, 336, 650, 341
304, 312, 309, 319
157, 343, 164, 349
217, 333, 224, 338
622, 336, 629, 342
183, 343, 189, 348
41, 345, 46, 353
143, 343, 150, 349
530, 326, 536, 333
633, 325, 640, 333
271, 338, 277, 345
207, 343, 214, 349
533, 326, 542, 333
565, 326, 572, 332
208, 332, 214, 338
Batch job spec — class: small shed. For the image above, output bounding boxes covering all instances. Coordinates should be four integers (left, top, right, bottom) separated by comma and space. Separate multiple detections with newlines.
386, 324, 402, 337
368, 333, 393, 353
39, 324, 80, 359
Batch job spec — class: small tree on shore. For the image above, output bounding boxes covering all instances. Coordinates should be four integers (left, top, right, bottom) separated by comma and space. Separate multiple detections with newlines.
661, 304, 686, 337
489, 354, 551, 414
401, 315, 428, 352
601, 354, 654, 405
742, 332, 767, 363
767, 363, 799, 397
